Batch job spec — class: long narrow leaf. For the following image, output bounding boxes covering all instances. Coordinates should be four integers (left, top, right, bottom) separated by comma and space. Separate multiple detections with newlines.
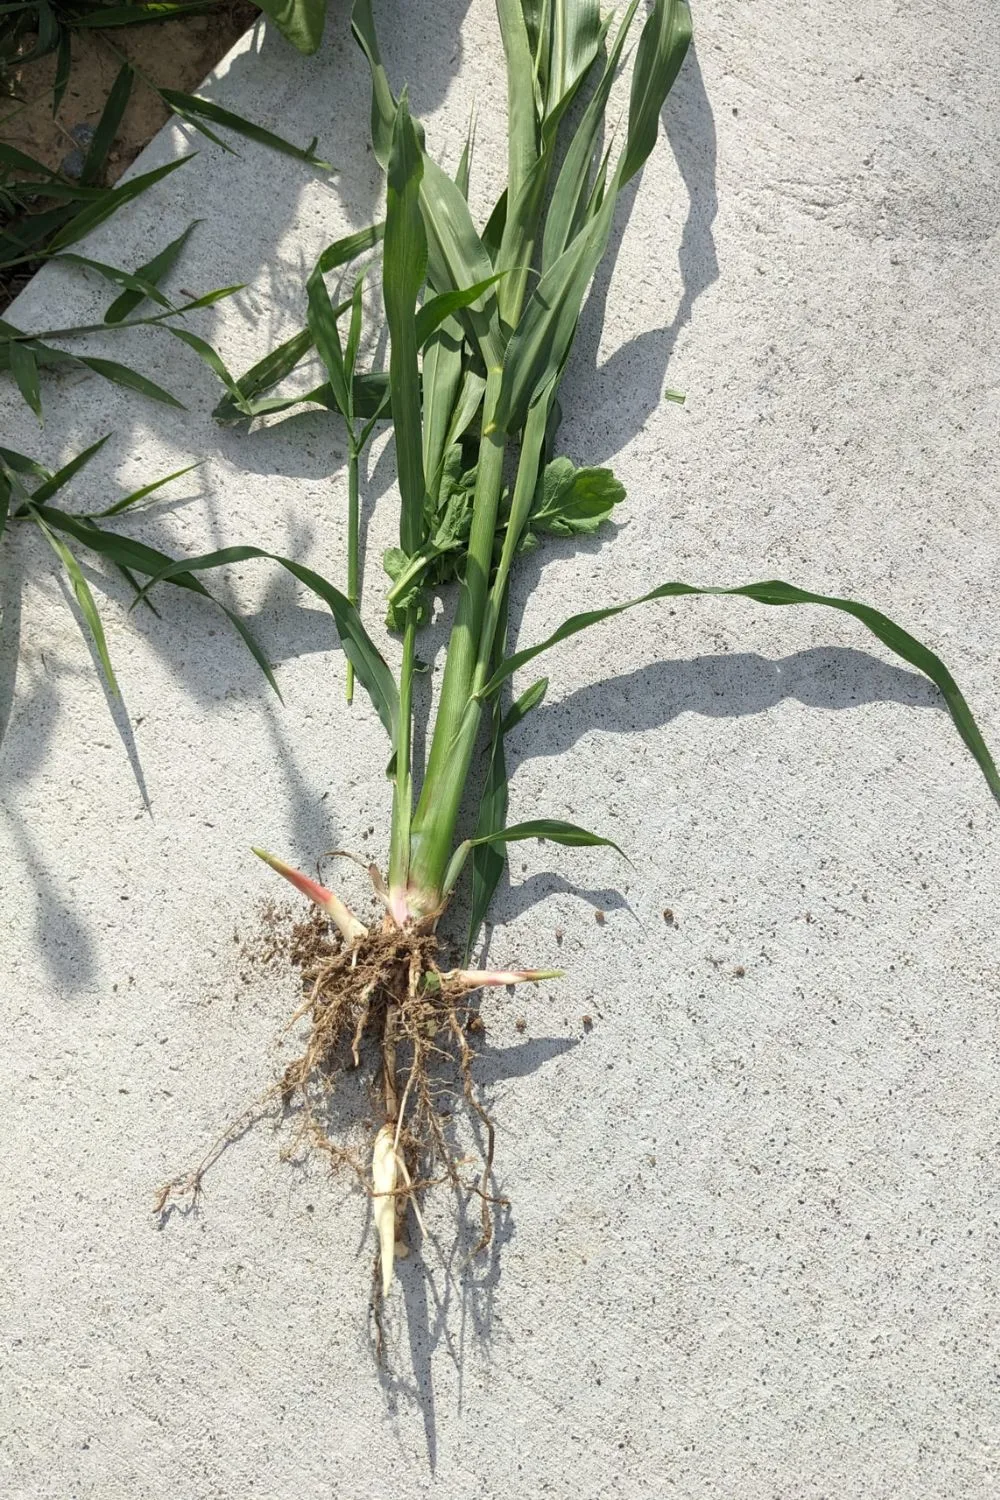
471, 818, 625, 856
494, 190, 614, 435
0, 143, 69, 179
542, 0, 607, 137
76, 355, 185, 408
48, 155, 193, 252
8, 341, 42, 421
30, 504, 281, 696
157, 88, 332, 169
414, 271, 507, 349
481, 578, 1000, 801
541, 0, 639, 270
166, 326, 245, 409
53, 26, 71, 114
455, 110, 475, 199
215, 370, 391, 426
619, 0, 693, 187
384, 95, 428, 556
351, 0, 398, 167
211, 327, 314, 422
419, 156, 504, 368
0, 204, 77, 265
30, 434, 111, 502
0, 446, 51, 480
31, 509, 120, 696
130, 545, 398, 738
447, 815, 623, 898
351, 0, 501, 363
0, 332, 186, 408
81, 64, 133, 185
104, 221, 198, 323
316, 220, 384, 275
344, 270, 366, 382
212, 241, 375, 423
54, 251, 175, 312
306, 268, 350, 416
421, 319, 465, 504
496, 0, 539, 208
86, 461, 202, 518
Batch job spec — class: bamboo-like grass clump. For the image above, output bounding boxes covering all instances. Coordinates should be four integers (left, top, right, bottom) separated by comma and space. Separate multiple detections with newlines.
157, 0, 999, 1316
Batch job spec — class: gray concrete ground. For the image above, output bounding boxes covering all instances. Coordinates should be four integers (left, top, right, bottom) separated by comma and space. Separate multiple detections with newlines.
1, 1, 998, 1494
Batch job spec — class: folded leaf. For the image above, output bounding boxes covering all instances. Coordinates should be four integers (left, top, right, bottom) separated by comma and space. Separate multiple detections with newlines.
256, 0, 327, 54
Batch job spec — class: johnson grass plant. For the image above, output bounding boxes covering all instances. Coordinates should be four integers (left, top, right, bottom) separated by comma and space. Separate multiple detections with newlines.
155, 0, 999, 1318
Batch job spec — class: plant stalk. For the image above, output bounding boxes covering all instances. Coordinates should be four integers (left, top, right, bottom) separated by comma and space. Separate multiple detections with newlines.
404, 391, 551, 912
387, 611, 417, 915
345, 436, 360, 703
404, 369, 506, 908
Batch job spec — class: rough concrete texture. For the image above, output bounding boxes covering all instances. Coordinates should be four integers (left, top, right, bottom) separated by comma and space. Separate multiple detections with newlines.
2, 1, 999, 1494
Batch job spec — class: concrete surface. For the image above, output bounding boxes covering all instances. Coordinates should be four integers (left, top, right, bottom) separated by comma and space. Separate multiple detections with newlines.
2, 2, 999, 1495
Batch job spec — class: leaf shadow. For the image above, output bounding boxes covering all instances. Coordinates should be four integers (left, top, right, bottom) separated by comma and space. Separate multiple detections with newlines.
0, 668, 100, 990
505, 646, 941, 772
567, 42, 719, 461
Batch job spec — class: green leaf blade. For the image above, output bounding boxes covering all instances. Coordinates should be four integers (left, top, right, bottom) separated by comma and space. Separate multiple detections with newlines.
31, 510, 120, 697
30, 434, 111, 502
9, 341, 42, 422
76, 355, 185, 408
130, 544, 398, 739
482, 577, 1000, 803
158, 88, 332, 168
620, 0, 693, 187
384, 95, 428, 557
80, 64, 134, 186
470, 818, 626, 858
104, 221, 199, 323
30, 504, 281, 697
48, 155, 193, 253
256, 0, 327, 55
306, 268, 350, 417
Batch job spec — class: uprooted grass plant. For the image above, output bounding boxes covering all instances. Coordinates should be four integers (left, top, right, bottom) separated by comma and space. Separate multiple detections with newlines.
155, 0, 999, 1326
